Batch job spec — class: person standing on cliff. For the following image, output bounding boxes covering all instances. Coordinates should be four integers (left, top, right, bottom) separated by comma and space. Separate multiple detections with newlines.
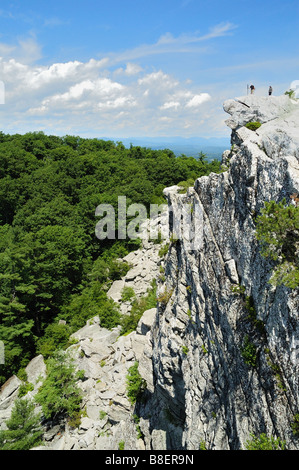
250, 84, 255, 94
269, 86, 273, 96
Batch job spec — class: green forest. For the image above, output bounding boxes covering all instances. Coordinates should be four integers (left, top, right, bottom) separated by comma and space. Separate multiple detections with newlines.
0, 130, 221, 385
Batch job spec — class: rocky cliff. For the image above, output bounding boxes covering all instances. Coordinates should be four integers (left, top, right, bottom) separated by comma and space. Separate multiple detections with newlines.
138, 94, 299, 450
0, 95, 298, 450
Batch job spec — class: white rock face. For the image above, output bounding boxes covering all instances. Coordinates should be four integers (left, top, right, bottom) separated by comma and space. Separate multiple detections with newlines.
139, 95, 299, 450
0, 356, 46, 431
107, 239, 162, 312
224, 94, 298, 127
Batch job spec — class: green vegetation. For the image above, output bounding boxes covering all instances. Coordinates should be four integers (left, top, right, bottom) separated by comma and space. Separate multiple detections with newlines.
244, 433, 286, 450
157, 287, 174, 306
158, 242, 170, 258
18, 381, 34, 398
35, 351, 83, 422
126, 361, 147, 404
133, 414, 143, 439
255, 199, 299, 289
170, 233, 180, 244
266, 359, 286, 391
230, 284, 246, 295
245, 121, 262, 131
118, 440, 125, 450
285, 89, 296, 99
178, 178, 196, 194
99, 410, 107, 420
120, 280, 157, 335
0, 398, 43, 450
36, 322, 73, 359
121, 286, 136, 302
241, 335, 257, 367
291, 413, 299, 437
0, 131, 220, 386
244, 296, 265, 334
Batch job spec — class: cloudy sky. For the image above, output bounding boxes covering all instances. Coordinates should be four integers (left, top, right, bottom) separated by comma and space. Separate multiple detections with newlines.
0, 0, 298, 139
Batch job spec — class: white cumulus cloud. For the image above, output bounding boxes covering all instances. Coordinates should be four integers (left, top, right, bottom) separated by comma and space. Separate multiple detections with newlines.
0, 40, 214, 136
160, 101, 181, 110
186, 93, 211, 107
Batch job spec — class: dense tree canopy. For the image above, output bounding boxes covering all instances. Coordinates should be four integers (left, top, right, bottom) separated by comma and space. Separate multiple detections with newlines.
0, 131, 221, 384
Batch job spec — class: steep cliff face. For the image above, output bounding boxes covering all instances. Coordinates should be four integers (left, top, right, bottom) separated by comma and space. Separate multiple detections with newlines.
139, 95, 299, 450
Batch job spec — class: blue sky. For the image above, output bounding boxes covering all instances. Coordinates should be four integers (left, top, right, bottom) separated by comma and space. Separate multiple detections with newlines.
0, 0, 298, 139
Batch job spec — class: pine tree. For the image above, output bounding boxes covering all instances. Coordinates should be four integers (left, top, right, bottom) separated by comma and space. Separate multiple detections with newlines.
35, 351, 83, 421
0, 399, 43, 450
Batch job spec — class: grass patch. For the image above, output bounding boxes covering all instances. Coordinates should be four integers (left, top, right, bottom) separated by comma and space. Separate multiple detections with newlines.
245, 121, 262, 131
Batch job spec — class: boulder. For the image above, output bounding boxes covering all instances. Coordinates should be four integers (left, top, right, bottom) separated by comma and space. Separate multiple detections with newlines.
25, 355, 46, 385
0, 375, 22, 412
136, 308, 156, 335
107, 280, 125, 303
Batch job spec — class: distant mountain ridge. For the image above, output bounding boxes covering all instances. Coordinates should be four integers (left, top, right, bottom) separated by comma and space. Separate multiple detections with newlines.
103, 136, 230, 160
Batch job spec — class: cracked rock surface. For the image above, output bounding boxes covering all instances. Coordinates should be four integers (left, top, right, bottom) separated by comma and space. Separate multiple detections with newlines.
138, 95, 299, 450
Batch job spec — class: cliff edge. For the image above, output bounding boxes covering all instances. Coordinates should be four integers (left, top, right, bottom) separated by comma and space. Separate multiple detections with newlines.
138, 94, 299, 450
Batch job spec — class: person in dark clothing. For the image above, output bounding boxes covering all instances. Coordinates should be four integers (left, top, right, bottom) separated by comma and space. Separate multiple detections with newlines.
250, 84, 255, 94
269, 86, 273, 96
